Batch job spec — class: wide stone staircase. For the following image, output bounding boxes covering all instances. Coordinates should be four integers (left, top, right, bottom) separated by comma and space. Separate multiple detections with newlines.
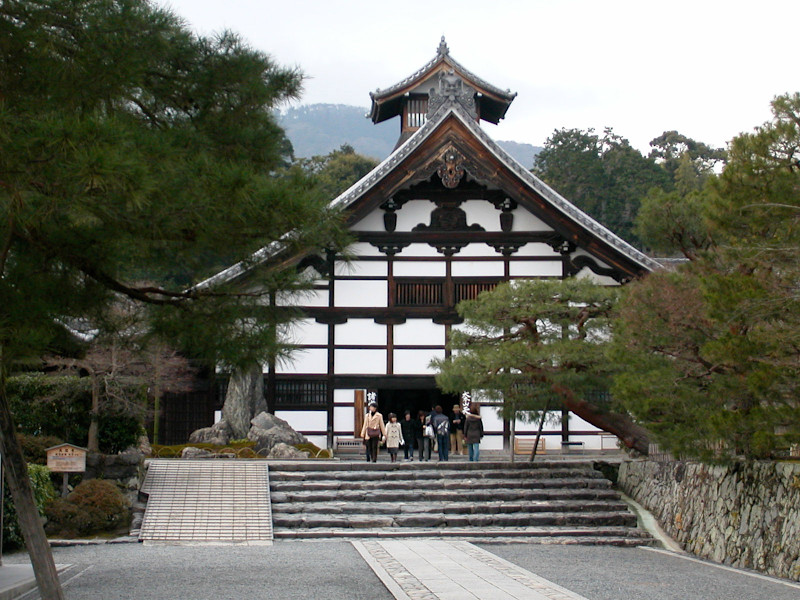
269, 461, 651, 545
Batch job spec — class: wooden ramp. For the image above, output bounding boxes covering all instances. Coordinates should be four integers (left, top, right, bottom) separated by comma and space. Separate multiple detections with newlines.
139, 460, 273, 545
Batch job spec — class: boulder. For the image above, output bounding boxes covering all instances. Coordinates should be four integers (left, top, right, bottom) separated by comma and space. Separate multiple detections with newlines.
189, 420, 232, 446
250, 411, 292, 431
181, 446, 214, 459
267, 443, 310, 459
247, 412, 309, 453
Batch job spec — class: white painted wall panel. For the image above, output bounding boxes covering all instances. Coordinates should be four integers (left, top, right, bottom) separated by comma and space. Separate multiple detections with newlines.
457, 243, 497, 257
345, 242, 384, 257
284, 318, 328, 346
515, 411, 562, 432
512, 209, 552, 231
569, 434, 603, 450
395, 200, 434, 231
334, 280, 387, 307
462, 200, 501, 231
335, 349, 386, 374
335, 319, 386, 346
451, 260, 504, 277
335, 260, 387, 277
516, 243, 559, 257
509, 261, 562, 277
576, 267, 619, 286
334, 406, 355, 434
276, 289, 328, 307
302, 435, 327, 449
393, 260, 446, 277
480, 435, 505, 450
276, 348, 328, 374
334, 389, 356, 404
393, 320, 445, 346
349, 209, 386, 232
481, 406, 505, 432
393, 349, 444, 374
569, 413, 602, 432
274, 410, 327, 432
397, 243, 441, 257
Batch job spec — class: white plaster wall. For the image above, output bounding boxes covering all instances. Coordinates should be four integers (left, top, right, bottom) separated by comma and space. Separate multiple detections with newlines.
305, 435, 328, 449
511, 209, 552, 232
335, 349, 386, 374
394, 200, 434, 232
393, 260, 446, 277
480, 406, 505, 433
569, 413, 602, 433
393, 349, 444, 374
516, 243, 559, 257
568, 434, 603, 450
451, 260, 504, 277
479, 434, 505, 450
335, 260, 387, 277
276, 348, 328, 374
274, 410, 327, 432
345, 242, 384, 257
334, 406, 355, 434
349, 209, 386, 232
334, 389, 356, 404
509, 261, 562, 277
397, 244, 441, 257
276, 289, 328, 308
284, 318, 328, 346
462, 200, 501, 231
457, 243, 497, 258
575, 267, 619, 286
514, 411, 562, 432
393, 320, 445, 346
334, 279, 387, 307
335, 319, 386, 346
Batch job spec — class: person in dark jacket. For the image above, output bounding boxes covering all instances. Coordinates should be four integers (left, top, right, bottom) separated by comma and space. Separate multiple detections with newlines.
400, 410, 419, 461
463, 402, 484, 462
430, 405, 450, 461
450, 404, 465, 456
416, 410, 432, 461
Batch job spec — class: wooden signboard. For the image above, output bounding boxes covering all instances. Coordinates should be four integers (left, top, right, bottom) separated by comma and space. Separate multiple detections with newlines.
46, 443, 87, 473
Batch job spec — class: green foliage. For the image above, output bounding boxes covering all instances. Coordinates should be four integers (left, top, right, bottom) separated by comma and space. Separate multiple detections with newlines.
533, 128, 671, 244
434, 278, 618, 420
97, 411, 142, 454
3, 464, 57, 550
18, 434, 65, 465
613, 93, 800, 461
6, 375, 91, 444
293, 144, 378, 199
45, 479, 130, 538
0, 0, 348, 384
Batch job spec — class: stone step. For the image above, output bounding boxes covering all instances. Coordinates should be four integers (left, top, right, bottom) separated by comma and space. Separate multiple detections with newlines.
272, 525, 650, 541
268, 467, 604, 482
269, 486, 622, 504
272, 510, 637, 530
265, 460, 600, 472
270, 499, 630, 516
269, 476, 610, 493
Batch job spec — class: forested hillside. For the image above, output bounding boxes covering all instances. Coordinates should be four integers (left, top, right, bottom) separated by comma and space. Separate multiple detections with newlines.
278, 103, 541, 165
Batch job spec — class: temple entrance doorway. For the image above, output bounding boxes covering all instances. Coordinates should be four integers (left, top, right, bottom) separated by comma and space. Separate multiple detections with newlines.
377, 388, 459, 422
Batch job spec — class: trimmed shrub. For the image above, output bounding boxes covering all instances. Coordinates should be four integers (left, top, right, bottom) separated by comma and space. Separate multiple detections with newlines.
45, 479, 130, 537
2, 464, 58, 551
18, 434, 65, 465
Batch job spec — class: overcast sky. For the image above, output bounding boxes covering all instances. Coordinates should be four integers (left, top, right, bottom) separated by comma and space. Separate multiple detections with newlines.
158, 0, 799, 153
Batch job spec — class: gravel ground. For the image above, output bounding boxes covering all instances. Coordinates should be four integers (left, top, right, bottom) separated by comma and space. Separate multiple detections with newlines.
5, 541, 393, 600
479, 543, 800, 600
6, 541, 799, 600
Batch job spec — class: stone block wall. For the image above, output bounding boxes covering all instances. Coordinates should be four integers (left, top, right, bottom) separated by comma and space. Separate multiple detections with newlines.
618, 459, 800, 581
84, 450, 145, 503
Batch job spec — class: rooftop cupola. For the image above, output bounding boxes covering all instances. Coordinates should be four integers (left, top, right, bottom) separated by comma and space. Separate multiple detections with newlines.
369, 37, 517, 145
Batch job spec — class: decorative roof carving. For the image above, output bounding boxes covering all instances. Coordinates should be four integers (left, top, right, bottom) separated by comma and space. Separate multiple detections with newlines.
427, 71, 477, 119
436, 148, 467, 188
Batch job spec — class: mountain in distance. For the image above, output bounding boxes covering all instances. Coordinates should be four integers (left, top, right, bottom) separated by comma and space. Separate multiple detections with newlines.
277, 104, 542, 168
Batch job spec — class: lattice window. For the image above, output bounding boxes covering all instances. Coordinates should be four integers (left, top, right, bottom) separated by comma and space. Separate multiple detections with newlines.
454, 281, 499, 303
275, 379, 327, 408
395, 280, 444, 306
406, 97, 428, 128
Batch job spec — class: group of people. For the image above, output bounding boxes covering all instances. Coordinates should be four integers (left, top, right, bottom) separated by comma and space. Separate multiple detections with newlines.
360, 400, 484, 463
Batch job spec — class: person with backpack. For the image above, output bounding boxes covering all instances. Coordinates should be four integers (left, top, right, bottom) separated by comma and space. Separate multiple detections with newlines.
430, 405, 450, 461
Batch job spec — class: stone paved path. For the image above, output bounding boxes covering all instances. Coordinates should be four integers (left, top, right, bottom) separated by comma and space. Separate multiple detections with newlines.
353, 540, 589, 600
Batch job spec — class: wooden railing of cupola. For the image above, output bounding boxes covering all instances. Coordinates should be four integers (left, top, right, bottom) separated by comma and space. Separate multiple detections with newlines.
404, 96, 428, 130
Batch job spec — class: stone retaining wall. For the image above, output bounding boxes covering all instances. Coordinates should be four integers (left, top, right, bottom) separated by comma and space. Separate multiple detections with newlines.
618, 459, 800, 581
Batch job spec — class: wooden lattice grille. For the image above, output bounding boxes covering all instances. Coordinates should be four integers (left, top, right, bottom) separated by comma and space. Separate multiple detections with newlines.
406, 97, 428, 128
395, 280, 444, 306
275, 379, 327, 408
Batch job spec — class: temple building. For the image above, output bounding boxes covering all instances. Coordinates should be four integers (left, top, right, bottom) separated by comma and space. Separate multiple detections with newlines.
183, 39, 658, 451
